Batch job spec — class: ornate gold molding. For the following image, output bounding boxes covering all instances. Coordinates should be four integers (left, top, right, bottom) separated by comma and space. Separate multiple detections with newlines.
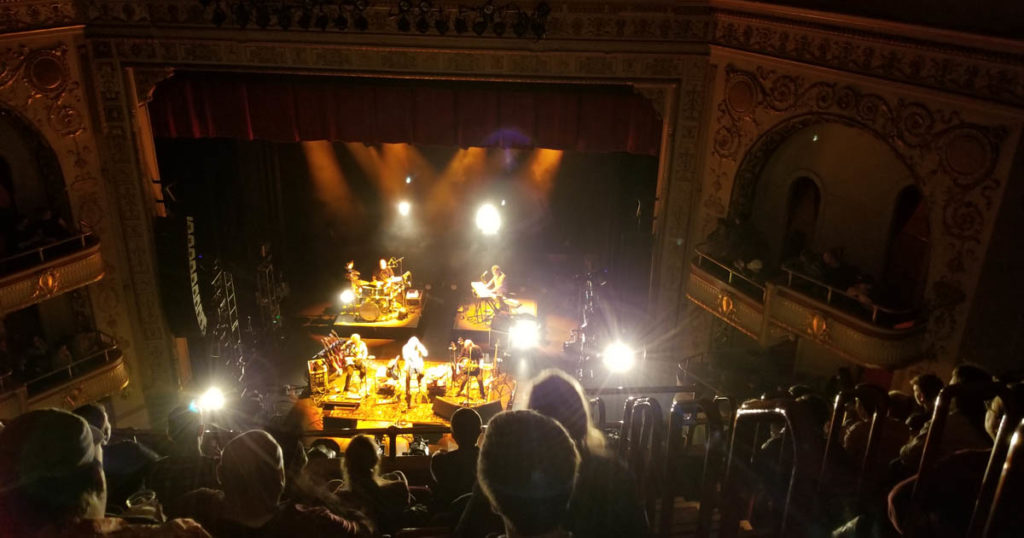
701, 62, 1015, 361
0, 1, 78, 34
712, 10, 1024, 108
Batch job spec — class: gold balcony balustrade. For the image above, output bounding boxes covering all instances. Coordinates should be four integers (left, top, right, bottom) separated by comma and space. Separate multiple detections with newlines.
685, 252, 927, 370
0, 233, 104, 315
0, 335, 127, 420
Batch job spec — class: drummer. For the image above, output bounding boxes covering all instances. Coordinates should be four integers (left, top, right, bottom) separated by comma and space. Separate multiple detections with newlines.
374, 258, 394, 282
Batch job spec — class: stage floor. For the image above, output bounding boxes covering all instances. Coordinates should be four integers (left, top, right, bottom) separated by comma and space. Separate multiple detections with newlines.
311, 358, 514, 427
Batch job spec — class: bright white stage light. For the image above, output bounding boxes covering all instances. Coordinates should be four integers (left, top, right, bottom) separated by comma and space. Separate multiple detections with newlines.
340, 289, 356, 304
475, 203, 501, 235
405, 176, 412, 184
510, 318, 540, 350
397, 200, 411, 216
602, 341, 636, 373
197, 386, 226, 411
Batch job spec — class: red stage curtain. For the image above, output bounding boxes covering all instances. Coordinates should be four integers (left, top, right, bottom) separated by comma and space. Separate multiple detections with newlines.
148, 73, 662, 156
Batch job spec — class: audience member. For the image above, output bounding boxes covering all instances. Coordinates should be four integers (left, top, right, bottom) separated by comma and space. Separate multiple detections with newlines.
477, 410, 580, 538
842, 386, 910, 468
148, 406, 219, 516
176, 430, 371, 538
459, 369, 649, 538
898, 365, 994, 470
907, 373, 944, 433
73, 402, 111, 446
337, 434, 413, 534
431, 407, 482, 509
888, 384, 1024, 538
0, 408, 209, 537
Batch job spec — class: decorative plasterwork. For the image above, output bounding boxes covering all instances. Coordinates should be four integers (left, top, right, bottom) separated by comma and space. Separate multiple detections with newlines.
0, 1, 77, 33
702, 62, 1014, 360
83, 1, 711, 43
712, 11, 1024, 108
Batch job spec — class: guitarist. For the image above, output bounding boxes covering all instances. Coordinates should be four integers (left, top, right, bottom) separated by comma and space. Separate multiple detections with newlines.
455, 339, 485, 399
342, 333, 369, 393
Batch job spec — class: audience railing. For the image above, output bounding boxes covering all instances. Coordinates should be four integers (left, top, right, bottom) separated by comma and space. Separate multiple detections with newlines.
983, 418, 1024, 538
0, 232, 97, 276
720, 398, 822, 538
661, 398, 726, 538
693, 250, 767, 302
780, 265, 918, 327
913, 382, 1023, 538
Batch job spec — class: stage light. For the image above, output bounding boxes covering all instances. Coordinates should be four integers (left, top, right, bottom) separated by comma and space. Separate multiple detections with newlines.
405, 176, 412, 184
398, 200, 411, 216
500, 199, 506, 206
510, 318, 540, 350
602, 341, 636, 373
197, 386, 226, 411
340, 289, 356, 304
475, 203, 501, 235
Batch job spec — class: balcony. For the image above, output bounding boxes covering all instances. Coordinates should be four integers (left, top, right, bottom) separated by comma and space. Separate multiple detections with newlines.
686, 251, 777, 342
684, 253, 927, 370
768, 268, 927, 370
0, 335, 127, 419
0, 233, 104, 315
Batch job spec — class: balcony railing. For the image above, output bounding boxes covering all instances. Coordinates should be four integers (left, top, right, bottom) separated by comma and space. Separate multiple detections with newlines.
23, 334, 121, 397
687, 251, 776, 342
693, 250, 766, 303
685, 254, 928, 370
0, 233, 104, 314
0, 233, 98, 276
780, 265, 919, 328
0, 335, 127, 419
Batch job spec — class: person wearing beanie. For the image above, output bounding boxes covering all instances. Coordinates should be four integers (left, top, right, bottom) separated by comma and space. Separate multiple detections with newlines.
0, 408, 209, 538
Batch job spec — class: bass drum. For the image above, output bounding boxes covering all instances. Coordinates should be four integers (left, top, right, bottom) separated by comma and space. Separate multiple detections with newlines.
358, 300, 381, 322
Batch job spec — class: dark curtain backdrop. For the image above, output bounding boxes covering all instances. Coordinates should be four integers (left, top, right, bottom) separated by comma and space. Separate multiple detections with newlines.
148, 72, 662, 156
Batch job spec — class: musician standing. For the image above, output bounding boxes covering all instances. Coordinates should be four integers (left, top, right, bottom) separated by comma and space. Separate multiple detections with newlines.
402, 336, 428, 407
374, 258, 394, 282
456, 339, 486, 399
343, 333, 369, 394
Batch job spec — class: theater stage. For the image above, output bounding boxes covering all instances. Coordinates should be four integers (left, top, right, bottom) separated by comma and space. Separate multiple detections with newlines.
309, 358, 514, 428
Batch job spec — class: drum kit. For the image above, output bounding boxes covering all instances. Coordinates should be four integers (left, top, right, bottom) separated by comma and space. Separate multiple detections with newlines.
346, 260, 411, 323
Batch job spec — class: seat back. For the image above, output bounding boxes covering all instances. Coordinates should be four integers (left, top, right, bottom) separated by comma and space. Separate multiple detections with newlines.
622, 396, 666, 521
589, 396, 606, 430
720, 398, 822, 538
983, 419, 1024, 538
910, 381, 1023, 538
660, 398, 726, 538
820, 384, 888, 501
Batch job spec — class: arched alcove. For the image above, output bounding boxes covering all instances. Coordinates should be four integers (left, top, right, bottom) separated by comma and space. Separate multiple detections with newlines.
781, 176, 821, 261
883, 185, 929, 307
746, 121, 916, 275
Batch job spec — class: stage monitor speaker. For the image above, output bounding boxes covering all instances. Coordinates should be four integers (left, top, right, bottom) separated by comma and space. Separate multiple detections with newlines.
323, 415, 358, 430
432, 397, 504, 424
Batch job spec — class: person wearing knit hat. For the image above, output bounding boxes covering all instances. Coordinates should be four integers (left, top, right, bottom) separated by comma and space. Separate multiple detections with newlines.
478, 410, 580, 538
0, 408, 209, 538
